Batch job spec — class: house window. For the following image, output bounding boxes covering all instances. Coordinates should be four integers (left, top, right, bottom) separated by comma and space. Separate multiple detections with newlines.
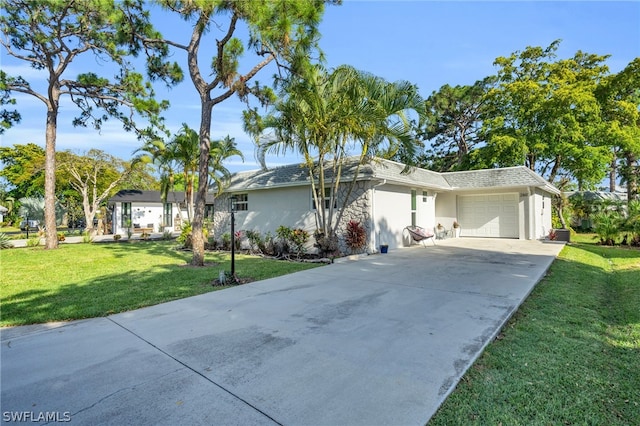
205, 204, 214, 220
411, 190, 417, 227
312, 187, 337, 210
423, 191, 428, 203
163, 203, 173, 227
122, 202, 131, 227
234, 194, 248, 211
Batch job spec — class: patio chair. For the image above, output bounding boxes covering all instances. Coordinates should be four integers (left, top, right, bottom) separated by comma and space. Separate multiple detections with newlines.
405, 226, 436, 246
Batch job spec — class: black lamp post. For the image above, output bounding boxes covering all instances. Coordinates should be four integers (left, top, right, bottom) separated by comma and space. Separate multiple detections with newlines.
230, 195, 237, 278
24, 215, 29, 239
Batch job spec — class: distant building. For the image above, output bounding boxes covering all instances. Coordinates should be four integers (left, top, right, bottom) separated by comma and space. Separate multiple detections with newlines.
108, 190, 215, 235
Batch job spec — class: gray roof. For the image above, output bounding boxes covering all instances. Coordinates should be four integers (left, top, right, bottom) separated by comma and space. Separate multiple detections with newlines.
442, 166, 560, 194
225, 158, 558, 194
109, 190, 215, 203
226, 158, 450, 192
567, 191, 627, 202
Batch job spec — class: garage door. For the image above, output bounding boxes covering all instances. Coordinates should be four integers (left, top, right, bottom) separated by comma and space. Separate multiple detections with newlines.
458, 193, 519, 238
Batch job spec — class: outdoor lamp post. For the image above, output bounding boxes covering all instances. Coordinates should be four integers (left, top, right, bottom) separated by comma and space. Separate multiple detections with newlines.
24, 215, 29, 239
230, 195, 237, 278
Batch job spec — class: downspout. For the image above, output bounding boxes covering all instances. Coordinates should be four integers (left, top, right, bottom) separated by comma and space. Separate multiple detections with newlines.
370, 179, 387, 253
527, 187, 535, 240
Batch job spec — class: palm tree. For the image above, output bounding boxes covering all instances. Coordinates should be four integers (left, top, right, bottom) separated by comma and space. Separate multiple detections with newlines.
133, 138, 180, 219
167, 124, 200, 221
247, 65, 424, 249
209, 136, 244, 195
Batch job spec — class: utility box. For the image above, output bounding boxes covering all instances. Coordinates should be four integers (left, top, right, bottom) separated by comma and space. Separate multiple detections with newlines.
555, 229, 570, 242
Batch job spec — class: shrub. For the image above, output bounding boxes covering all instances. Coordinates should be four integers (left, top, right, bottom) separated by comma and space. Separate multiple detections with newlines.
593, 210, 622, 246
27, 236, 41, 247
314, 230, 339, 257
205, 236, 218, 250
259, 231, 276, 256
177, 222, 192, 248
113, 234, 122, 241
345, 220, 367, 253
245, 229, 262, 253
621, 199, 640, 246
176, 222, 208, 249
0, 233, 14, 249
290, 228, 310, 259
234, 230, 243, 250
162, 230, 173, 240
57, 232, 66, 242
275, 225, 292, 255
82, 231, 94, 244
220, 232, 231, 251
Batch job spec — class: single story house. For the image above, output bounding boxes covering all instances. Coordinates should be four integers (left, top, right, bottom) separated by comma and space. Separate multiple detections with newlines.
108, 190, 215, 235
210, 158, 559, 253
0, 205, 7, 223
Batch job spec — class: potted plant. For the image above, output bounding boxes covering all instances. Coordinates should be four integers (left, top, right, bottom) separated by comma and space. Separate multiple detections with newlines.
453, 220, 460, 238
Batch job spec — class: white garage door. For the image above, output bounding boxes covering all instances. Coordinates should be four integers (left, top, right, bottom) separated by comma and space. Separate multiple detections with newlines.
458, 193, 519, 238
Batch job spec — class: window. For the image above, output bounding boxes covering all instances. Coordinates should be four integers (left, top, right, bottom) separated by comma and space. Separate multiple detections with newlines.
163, 203, 173, 227
312, 187, 337, 210
411, 190, 417, 227
423, 191, 428, 203
122, 202, 131, 227
205, 204, 214, 220
233, 194, 248, 211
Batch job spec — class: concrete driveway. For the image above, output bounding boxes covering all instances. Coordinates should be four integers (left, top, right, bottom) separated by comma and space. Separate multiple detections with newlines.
1, 238, 564, 425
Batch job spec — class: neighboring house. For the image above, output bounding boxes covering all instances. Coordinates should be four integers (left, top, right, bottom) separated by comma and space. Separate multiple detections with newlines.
211, 158, 559, 253
108, 190, 216, 235
567, 190, 628, 229
0, 205, 7, 223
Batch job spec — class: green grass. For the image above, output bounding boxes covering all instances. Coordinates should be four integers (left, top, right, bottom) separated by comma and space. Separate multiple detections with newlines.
0, 241, 321, 326
429, 239, 640, 425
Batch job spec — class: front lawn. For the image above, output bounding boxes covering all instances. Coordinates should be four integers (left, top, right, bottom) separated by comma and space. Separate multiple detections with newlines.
429, 239, 640, 425
0, 241, 321, 327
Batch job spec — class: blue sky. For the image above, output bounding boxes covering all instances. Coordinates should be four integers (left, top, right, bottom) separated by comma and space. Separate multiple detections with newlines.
1, 1, 639, 173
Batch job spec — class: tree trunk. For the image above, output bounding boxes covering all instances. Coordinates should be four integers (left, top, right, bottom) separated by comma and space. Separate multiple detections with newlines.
547, 155, 561, 184
610, 155, 617, 193
191, 100, 214, 266
625, 151, 638, 201
44, 105, 59, 249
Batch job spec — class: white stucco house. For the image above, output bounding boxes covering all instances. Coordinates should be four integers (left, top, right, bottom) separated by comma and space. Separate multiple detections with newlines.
210, 158, 559, 253
108, 190, 216, 235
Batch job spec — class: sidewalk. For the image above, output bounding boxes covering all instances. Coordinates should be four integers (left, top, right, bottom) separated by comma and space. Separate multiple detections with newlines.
7, 232, 173, 248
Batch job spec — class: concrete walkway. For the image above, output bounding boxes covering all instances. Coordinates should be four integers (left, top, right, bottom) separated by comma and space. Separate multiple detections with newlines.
1, 238, 564, 425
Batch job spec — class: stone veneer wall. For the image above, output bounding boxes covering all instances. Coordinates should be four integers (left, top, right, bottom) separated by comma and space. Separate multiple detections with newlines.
335, 180, 372, 254
211, 194, 231, 239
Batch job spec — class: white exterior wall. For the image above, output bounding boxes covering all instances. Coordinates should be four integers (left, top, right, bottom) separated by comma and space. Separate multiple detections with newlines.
232, 186, 318, 236
371, 184, 437, 250
372, 184, 408, 249
434, 192, 457, 232
522, 188, 553, 240
535, 188, 552, 239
